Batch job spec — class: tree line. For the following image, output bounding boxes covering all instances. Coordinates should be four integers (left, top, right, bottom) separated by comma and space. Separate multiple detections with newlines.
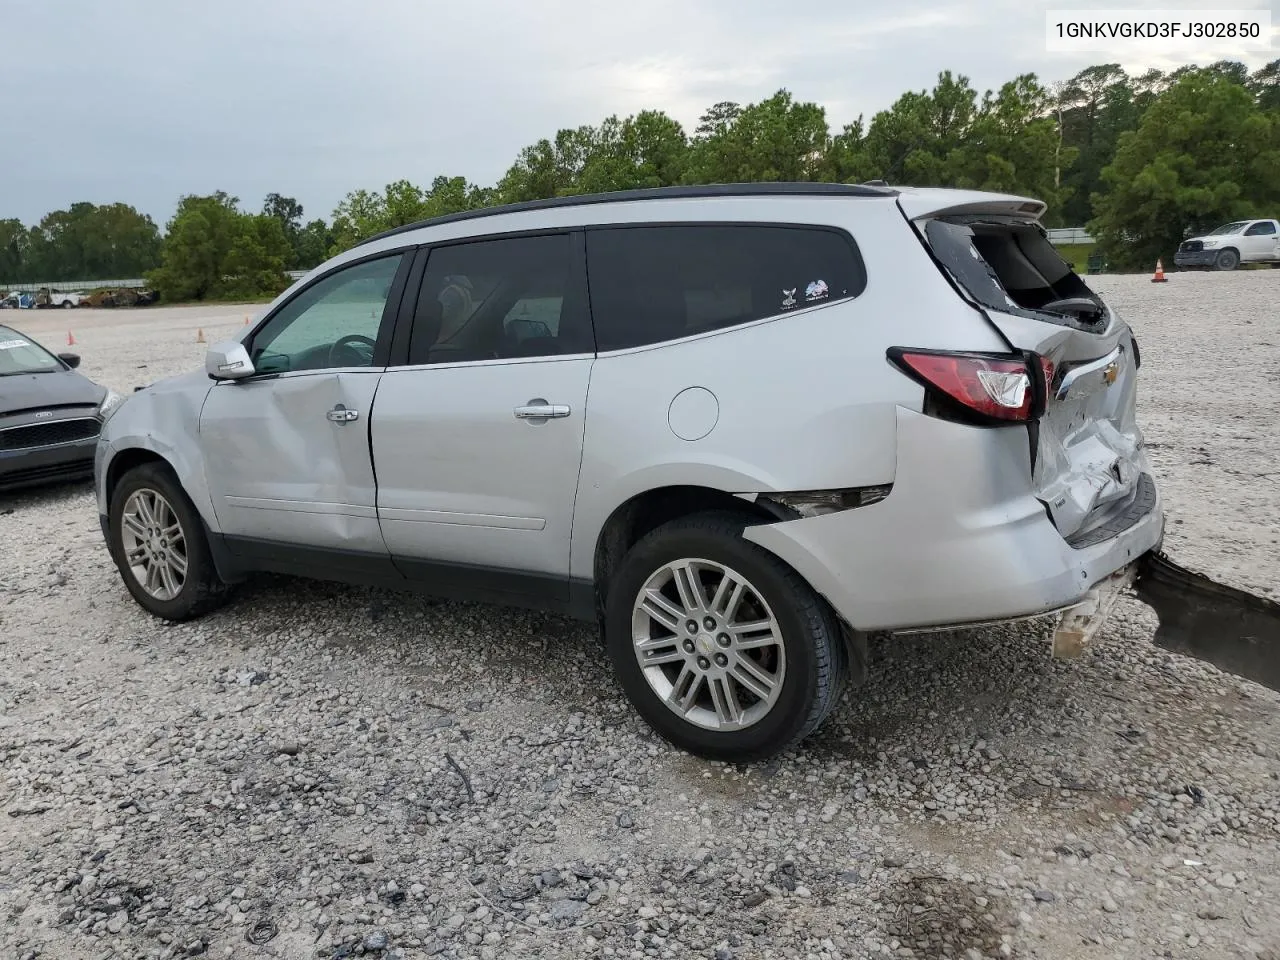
2, 59, 1277, 299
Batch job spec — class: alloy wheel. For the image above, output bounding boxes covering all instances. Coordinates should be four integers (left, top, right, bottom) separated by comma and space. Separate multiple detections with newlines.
631, 558, 786, 731
119, 488, 188, 601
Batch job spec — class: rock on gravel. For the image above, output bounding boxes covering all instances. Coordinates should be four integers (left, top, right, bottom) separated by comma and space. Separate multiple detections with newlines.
2, 278, 1280, 959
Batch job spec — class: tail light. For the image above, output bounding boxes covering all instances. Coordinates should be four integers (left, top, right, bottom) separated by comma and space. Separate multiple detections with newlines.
887, 347, 1048, 423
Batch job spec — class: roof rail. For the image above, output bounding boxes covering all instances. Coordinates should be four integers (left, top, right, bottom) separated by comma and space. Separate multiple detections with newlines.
356, 181, 899, 248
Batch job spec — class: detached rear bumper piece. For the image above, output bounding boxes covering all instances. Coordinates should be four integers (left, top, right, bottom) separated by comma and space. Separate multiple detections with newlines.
1134, 551, 1280, 694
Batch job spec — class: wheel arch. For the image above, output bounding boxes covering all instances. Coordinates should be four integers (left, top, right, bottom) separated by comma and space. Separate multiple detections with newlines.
101, 441, 242, 584
589, 485, 795, 624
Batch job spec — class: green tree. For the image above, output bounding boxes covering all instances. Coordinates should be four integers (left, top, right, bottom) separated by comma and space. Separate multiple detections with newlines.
262, 193, 305, 268
1091, 70, 1280, 269
945, 75, 1072, 210
329, 176, 491, 253
858, 71, 978, 184
1056, 65, 1146, 225
576, 111, 688, 193
1250, 59, 1280, 112
294, 218, 334, 270
683, 90, 829, 183
22, 202, 160, 280
147, 192, 289, 301
0, 219, 30, 283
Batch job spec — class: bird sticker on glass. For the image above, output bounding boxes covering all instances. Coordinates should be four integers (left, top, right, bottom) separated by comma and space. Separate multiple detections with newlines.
804, 279, 829, 302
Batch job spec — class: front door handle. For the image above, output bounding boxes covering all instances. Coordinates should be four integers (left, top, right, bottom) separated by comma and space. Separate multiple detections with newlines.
327, 404, 359, 423
514, 399, 571, 422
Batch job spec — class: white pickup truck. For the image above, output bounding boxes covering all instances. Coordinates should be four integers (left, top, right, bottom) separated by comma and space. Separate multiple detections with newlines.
34, 287, 86, 308
1174, 218, 1280, 271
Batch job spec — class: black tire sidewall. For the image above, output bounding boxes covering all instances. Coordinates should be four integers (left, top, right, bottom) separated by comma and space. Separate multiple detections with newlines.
605, 519, 832, 761
1216, 250, 1239, 270
108, 463, 216, 619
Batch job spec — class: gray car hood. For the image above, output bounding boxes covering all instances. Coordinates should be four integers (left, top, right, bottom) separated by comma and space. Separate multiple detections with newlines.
0, 369, 106, 415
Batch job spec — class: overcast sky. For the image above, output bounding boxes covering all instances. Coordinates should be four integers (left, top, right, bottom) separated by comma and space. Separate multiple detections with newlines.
3, 0, 1275, 227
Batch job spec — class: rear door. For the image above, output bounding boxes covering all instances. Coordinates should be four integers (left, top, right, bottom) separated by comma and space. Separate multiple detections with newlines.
371, 231, 595, 607
912, 204, 1147, 544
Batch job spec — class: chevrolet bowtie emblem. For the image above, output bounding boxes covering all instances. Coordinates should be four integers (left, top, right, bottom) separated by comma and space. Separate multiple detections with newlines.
1102, 361, 1119, 385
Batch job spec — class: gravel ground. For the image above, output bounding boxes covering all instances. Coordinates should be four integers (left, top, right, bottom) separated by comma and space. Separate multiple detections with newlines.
3, 275, 1279, 960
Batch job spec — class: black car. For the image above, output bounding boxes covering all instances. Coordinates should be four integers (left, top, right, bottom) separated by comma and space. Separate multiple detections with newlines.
0, 324, 121, 493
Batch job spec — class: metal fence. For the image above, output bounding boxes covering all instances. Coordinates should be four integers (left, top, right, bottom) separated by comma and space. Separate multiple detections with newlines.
1046, 227, 1094, 245
2, 270, 309, 293
0, 278, 146, 292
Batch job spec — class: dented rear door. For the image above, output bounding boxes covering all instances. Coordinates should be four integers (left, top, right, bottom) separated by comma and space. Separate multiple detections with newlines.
200, 370, 387, 555
915, 210, 1150, 544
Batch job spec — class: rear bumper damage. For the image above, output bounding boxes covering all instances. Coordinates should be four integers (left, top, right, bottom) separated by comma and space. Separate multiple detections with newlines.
743, 407, 1164, 633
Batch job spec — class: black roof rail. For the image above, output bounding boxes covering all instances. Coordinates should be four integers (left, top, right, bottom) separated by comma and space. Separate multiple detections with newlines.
355, 181, 899, 248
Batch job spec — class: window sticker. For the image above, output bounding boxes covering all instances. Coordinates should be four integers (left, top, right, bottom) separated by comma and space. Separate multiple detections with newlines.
781, 288, 797, 309
0, 339, 30, 350
804, 279, 829, 302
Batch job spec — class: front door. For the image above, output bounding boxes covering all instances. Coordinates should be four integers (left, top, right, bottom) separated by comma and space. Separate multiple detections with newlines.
371, 232, 595, 607
200, 251, 410, 561
1241, 220, 1278, 261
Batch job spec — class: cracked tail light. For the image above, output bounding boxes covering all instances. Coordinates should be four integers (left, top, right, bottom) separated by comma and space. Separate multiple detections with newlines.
888, 348, 1046, 423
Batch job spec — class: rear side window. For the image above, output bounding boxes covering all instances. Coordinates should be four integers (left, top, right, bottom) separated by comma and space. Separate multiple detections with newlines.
924, 218, 1106, 330
586, 225, 866, 351
408, 233, 592, 364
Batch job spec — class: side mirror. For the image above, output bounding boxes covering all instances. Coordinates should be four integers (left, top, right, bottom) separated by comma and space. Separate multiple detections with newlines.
58, 352, 81, 368
206, 341, 256, 380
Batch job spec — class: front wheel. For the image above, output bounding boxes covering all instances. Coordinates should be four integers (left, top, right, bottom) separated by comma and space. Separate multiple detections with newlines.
604, 511, 847, 762
108, 463, 229, 620
1215, 249, 1240, 271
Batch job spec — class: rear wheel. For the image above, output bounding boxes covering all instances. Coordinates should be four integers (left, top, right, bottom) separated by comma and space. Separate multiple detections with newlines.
1215, 249, 1240, 271
109, 463, 229, 620
604, 511, 847, 762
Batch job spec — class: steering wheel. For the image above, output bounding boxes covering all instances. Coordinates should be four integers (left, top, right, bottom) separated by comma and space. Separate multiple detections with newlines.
328, 334, 377, 367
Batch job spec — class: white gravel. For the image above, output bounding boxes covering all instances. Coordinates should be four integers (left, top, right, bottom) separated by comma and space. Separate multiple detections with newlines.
3, 274, 1279, 960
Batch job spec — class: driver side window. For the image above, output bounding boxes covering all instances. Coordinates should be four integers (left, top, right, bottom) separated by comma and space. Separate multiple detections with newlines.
251, 254, 404, 373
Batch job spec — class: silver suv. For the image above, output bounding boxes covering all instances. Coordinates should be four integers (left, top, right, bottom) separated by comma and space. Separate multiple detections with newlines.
95, 183, 1164, 760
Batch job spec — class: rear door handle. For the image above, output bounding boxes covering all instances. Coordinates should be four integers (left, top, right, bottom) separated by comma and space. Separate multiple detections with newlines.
514, 399, 570, 422
327, 404, 359, 423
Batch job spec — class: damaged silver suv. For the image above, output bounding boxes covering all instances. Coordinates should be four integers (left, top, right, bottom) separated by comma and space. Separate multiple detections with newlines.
95, 183, 1170, 761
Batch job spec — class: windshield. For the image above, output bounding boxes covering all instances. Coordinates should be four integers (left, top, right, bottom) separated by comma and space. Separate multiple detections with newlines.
1209, 222, 1248, 235
0, 326, 62, 375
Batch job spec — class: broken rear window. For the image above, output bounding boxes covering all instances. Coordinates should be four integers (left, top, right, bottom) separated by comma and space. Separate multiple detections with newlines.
923, 218, 1107, 330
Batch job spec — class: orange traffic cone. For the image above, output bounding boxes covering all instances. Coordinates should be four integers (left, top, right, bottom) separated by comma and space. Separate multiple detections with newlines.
196, 328, 206, 343
243, 314, 250, 326
66, 331, 75, 346
1151, 259, 1168, 283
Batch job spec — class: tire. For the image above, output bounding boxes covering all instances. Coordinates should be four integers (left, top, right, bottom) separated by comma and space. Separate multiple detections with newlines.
1214, 249, 1240, 271
61, 300, 73, 309
108, 462, 229, 620
604, 510, 847, 762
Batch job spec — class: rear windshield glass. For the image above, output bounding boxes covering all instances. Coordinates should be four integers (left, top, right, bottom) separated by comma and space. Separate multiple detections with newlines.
0, 326, 61, 375
923, 218, 1106, 330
